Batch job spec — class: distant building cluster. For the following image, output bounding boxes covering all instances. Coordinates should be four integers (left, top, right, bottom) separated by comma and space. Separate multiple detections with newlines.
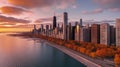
32, 12, 120, 47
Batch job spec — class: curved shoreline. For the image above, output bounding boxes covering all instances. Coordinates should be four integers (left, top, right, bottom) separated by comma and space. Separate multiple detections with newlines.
44, 40, 101, 67
9, 33, 115, 67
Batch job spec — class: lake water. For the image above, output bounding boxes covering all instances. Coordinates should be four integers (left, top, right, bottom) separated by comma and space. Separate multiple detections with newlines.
0, 33, 86, 67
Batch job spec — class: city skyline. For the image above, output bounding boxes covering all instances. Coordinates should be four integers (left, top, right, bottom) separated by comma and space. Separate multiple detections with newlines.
30, 12, 120, 66
0, 0, 120, 66
32, 12, 120, 46
0, 0, 120, 30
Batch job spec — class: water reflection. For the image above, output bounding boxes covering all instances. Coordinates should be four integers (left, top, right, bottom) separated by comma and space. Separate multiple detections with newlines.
0, 33, 86, 67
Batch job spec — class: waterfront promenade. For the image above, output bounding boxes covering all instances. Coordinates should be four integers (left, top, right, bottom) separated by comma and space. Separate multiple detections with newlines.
42, 40, 115, 67
10, 33, 118, 67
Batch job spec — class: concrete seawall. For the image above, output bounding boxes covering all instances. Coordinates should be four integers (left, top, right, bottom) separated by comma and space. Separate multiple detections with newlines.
44, 41, 101, 67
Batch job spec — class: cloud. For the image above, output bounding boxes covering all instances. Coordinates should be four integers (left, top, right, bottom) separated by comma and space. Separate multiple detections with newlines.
35, 14, 62, 23
0, 15, 31, 23
93, 0, 120, 8
84, 19, 115, 24
0, 6, 30, 15
101, 20, 115, 22
35, 17, 53, 23
72, 5, 77, 9
81, 8, 103, 14
108, 8, 120, 12
8, 0, 76, 9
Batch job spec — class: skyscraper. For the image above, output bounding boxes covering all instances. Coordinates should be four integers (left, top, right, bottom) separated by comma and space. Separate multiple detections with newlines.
71, 26, 76, 40
67, 23, 72, 40
32, 25, 38, 34
34, 24, 37, 30
46, 25, 49, 30
41, 24, 44, 32
91, 24, 100, 44
75, 22, 80, 41
100, 23, 110, 45
80, 19, 83, 27
110, 26, 116, 45
116, 19, 120, 46
80, 26, 91, 42
53, 16, 57, 29
50, 24, 52, 30
46, 25, 49, 36
63, 12, 68, 40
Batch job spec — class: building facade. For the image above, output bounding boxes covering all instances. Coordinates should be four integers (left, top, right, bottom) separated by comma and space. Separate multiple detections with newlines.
91, 24, 100, 44
75, 22, 80, 41
80, 26, 91, 42
63, 12, 68, 40
100, 23, 110, 45
110, 26, 116, 45
53, 16, 57, 29
116, 19, 120, 46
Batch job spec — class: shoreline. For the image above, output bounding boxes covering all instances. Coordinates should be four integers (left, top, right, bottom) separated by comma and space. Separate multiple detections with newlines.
44, 40, 101, 67
9, 33, 116, 67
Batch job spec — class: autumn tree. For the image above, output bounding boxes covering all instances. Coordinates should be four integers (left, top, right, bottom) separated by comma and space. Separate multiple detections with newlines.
96, 48, 115, 58
114, 54, 120, 67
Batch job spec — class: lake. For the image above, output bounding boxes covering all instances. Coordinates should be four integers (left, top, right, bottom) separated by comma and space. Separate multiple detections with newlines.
0, 33, 86, 67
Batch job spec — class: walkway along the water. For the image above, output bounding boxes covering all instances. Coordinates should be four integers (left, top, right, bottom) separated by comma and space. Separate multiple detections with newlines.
37, 39, 116, 67
40, 39, 101, 67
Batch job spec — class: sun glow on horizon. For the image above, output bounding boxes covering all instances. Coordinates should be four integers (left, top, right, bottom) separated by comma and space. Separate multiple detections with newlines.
0, 28, 32, 32
3, 25, 13, 27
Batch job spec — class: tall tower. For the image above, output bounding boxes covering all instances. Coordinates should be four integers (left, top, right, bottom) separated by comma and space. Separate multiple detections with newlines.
100, 23, 110, 45
53, 16, 57, 29
67, 23, 72, 40
41, 24, 43, 32
80, 18, 83, 27
50, 24, 52, 30
63, 12, 68, 40
110, 26, 116, 45
34, 25, 37, 30
91, 24, 100, 44
116, 19, 120, 46
33, 24, 38, 34
75, 22, 80, 41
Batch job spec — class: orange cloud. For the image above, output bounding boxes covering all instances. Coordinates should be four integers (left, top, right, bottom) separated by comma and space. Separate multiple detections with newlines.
0, 6, 30, 15
8, 0, 76, 9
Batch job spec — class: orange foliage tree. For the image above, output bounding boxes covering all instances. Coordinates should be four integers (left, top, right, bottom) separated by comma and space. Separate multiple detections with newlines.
114, 54, 120, 66
96, 48, 115, 58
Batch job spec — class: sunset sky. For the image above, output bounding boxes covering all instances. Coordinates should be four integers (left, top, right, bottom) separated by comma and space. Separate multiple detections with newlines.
0, 0, 120, 32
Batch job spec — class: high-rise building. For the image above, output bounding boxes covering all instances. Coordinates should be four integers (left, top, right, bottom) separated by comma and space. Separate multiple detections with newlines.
41, 24, 44, 32
91, 24, 100, 44
80, 26, 91, 42
53, 16, 57, 29
46, 25, 49, 30
50, 24, 52, 30
75, 22, 80, 41
46, 25, 49, 36
80, 19, 83, 27
57, 23, 60, 34
49, 24, 52, 35
34, 24, 37, 30
116, 19, 120, 46
63, 12, 68, 40
110, 26, 116, 45
32, 25, 38, 34
100, 23, 110, 45
71, 26, 76, 40
67, 23, 72, 40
